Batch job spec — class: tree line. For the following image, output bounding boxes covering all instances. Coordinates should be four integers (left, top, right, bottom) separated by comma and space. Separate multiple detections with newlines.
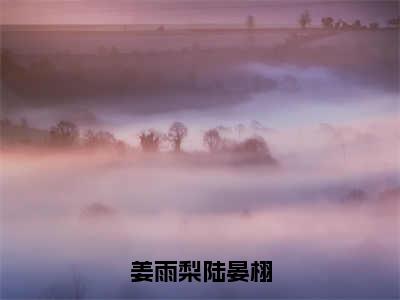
245, 12, 400, 30
0, 118, 276, 162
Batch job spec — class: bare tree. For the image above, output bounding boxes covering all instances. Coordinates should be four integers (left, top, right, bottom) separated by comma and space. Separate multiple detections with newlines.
203, 129, 222, 153
168, 121, 188, 152
299, 10, 312, 29
49, 121, 79, 147
84, 130, 117, 147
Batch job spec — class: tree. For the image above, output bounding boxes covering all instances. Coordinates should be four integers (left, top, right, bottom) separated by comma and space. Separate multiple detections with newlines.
369, 22, 380, 30
49, 121, 79, 147
341, 21, 350, 29
246, 15, 255, 30
220, 135, 278, 165
387, 17, 400, 27
139, 129, 162, 152
203, 129, 222, 153
299, 10, 311, 29
83, 130, 96, 146
84, 130, 117, 148
352, 19, 361, 29
334, 19, 342, 30
321, 17, 334, 29
234, 136, 270, 154
168, 121, 188, 152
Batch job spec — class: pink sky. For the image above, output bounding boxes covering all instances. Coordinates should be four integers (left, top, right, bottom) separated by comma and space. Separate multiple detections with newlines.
1, 0, 397, 26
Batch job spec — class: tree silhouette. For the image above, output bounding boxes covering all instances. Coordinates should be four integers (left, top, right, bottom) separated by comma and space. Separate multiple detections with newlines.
342, 21, 350, 29
352, 20, 362, 29
321, 17, 334, 29
299, 10, 312, 29
387, 17, 400, 27
246, 15, 255, 30
168, 122, 188, 153
49, 121, 79, 147
334, 19, 342, 30
203, 129, 222, 153
369, 22, 380, 30
233, 136, 277, 165
139, 130, 162, 152
84, 130, 96, 146
234, 136, 270, 154
84, 130, 117, 147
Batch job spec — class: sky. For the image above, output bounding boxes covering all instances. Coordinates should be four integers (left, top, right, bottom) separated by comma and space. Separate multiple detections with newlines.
1, 0, 398, 26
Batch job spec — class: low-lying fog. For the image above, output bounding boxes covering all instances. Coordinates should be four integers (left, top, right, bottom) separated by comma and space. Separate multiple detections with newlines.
1, 27, 399, 298
1, 125, 399, 298
8, 62, 398, 150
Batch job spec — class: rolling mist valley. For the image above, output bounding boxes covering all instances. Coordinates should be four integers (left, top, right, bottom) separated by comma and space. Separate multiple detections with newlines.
1, 1, 399, 298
